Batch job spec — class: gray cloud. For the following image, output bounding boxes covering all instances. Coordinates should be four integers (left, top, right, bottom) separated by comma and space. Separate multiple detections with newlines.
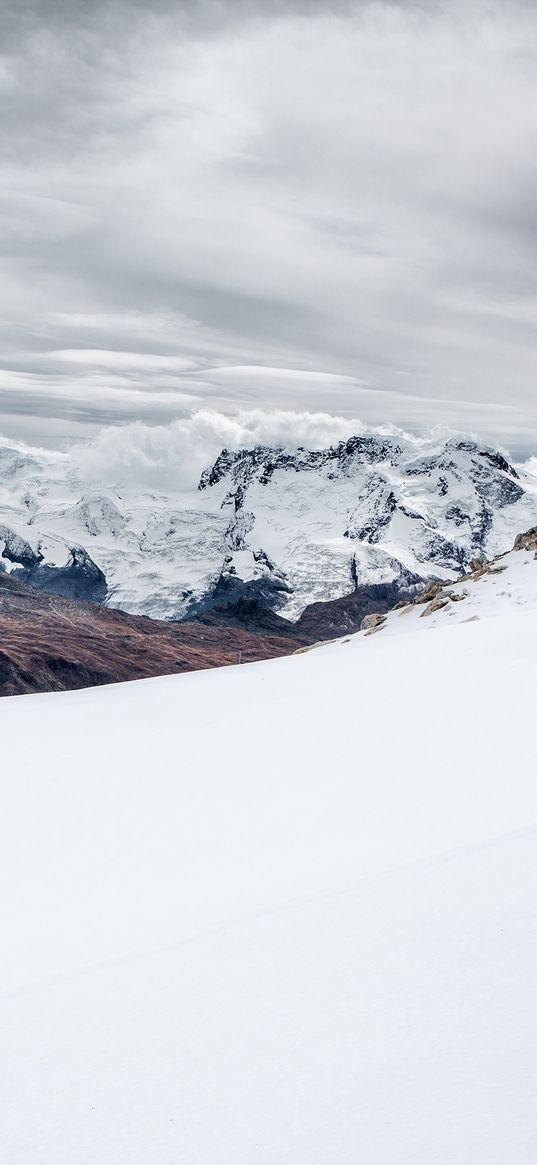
0, 0, 536, 454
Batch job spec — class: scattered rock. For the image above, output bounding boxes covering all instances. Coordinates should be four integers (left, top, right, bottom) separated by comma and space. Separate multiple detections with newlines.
413, 582, 444, 605
467, 556, 488, 575
293, 640, 330, 654
420, 595, 450, 617
360, 612, 387, 632
513, 527, 537, 553
364, 622, 387, 636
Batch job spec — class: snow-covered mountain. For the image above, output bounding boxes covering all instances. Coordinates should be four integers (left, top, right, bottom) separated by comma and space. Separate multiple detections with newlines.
2, 529, 537, 1162
0, 429, 536, 620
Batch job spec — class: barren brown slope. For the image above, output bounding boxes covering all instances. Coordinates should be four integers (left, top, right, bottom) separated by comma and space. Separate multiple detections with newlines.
0, 572, 304, 697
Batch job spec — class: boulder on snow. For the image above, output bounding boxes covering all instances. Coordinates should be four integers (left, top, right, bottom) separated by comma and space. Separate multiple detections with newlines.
513, 526, 537, 553
360, 612, 386, 631
467, 557, 489, 576
413, 582, 444, 605
420, 595, 450, 617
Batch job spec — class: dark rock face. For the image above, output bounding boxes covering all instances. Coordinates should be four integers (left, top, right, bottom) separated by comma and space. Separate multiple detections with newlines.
0, 524, 44, 571
198, 448, 237, 490
411, 529, 468, 572
296, 578, 421, 639
404, 442, 520, 495
470, 502, 494, 551
198, 435, 403, 494
469, 461, 523, 507
187, 560, 292, 621
478, 449, 519, 478
445, 504, 470, 528
16, 547, 108, 604
448, 440, 519, 479
344, 476, 398, 542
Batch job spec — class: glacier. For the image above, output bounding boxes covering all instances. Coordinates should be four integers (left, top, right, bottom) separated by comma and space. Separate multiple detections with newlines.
0, 428, 536, 620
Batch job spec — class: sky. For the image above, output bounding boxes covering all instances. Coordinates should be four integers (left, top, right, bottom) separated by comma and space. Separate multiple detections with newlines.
1, 0, 537, 455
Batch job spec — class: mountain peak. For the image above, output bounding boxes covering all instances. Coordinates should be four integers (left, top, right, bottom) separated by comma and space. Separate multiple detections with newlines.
0, 428, 535, 625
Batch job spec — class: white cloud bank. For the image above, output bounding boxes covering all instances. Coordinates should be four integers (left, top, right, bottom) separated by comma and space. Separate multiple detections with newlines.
3, 405, 534, 495
74, 409, 375, 491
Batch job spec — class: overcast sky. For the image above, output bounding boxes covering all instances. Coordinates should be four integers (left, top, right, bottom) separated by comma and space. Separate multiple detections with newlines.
1, 0, 537, 454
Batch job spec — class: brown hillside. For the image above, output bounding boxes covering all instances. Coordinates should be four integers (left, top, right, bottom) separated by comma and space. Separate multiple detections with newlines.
0, 572, 303, 697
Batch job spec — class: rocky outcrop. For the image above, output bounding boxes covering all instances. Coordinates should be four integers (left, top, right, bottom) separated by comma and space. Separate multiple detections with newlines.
0, 524, 44, 571
186, 549, 292, 622
344, 476, 398, 542
17, 547, 108, 603
296, 577, 420, 639
513, 526, 537, 553
360, 612, 386, 632
198, 435, 404, 495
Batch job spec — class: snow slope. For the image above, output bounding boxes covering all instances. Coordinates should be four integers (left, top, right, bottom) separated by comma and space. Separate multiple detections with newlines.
2, 536, 537, 1161
1, 429, 536, 619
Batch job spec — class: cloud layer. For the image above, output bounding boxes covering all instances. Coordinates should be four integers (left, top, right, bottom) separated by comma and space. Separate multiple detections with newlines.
74, 408, 379, 492
1, 0, 537, 452
2, 405, 533, 498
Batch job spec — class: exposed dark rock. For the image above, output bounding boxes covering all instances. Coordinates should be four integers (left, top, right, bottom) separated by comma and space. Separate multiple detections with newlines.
198, 448, 237, 490
350, 554, 359, 590
470, 502, 493, 551
336, 435, 402, 469
198, 435, 403, 496
16, 547, 108, 603
398, 504, 424, 521
296, 577, 421, 639
186, 566, 292, 622
0, 524, 43, 571
469, 462, 523, 507
478, 449, 519, 479
344, 476, 398, 542
445, 504, 470, 528
412, 530, 468, 572
225, 509, 256, 551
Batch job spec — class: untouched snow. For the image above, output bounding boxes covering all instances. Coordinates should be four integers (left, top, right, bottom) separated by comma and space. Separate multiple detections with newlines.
2, 544, 537, 1162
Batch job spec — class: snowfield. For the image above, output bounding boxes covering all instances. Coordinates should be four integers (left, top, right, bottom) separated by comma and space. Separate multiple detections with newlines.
2, 540, 537, 1162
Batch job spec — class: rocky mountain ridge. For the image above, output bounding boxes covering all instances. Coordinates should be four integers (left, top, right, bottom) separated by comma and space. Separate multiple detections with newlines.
0, 430, 536, 628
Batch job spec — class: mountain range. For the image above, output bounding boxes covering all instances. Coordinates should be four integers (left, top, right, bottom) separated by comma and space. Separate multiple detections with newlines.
1, 430, 536, 636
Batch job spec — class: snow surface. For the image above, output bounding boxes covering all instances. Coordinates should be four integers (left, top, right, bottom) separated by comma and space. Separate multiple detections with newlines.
2, 544, 537, 1162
